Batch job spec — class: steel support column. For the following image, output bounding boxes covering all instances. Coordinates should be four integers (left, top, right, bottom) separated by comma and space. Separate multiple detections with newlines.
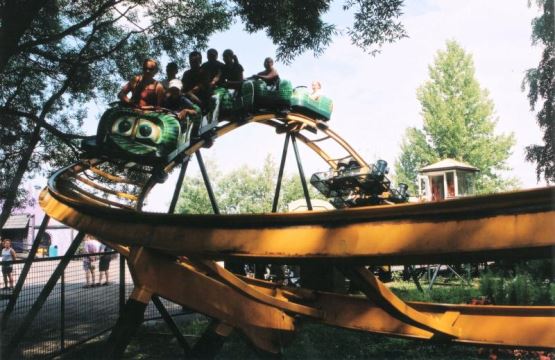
190, 320, 232, 360
104, 298, 149, 359
291, 135, 312, 210
196, 150, 219, 215
3, 231, 85, 360
152, 295, 192, 356
272, 133, 290, 212
168, 157, 190, 214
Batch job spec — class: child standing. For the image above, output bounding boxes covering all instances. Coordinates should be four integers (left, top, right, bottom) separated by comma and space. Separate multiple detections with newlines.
2, 239, 17, 290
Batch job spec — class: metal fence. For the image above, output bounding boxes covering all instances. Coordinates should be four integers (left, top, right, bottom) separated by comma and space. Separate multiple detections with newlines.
1, 251, 189, 359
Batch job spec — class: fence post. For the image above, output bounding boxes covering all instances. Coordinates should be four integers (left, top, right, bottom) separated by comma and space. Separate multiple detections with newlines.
119, 255, 125, 316
60, 271, 65, 352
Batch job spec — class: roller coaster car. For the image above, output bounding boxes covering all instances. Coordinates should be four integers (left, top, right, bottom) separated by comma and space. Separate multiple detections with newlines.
290, 87, 333, 121
82, 78, 332, 169
311, 159, 409, 208
240, 78, 293, 113
81, 105, 195, 167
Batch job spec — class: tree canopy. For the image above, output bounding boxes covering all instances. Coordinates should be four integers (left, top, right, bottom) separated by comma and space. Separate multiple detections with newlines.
522, 0, 554, 183
0, 0, 407, 229
176, 155, 325, 214
395, 40, 517, 195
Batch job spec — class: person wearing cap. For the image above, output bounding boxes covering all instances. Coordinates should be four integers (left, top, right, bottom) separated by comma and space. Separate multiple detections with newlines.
163, 79, 197, 121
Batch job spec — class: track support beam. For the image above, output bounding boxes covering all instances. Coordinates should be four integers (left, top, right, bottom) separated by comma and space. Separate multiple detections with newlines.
291, 135, 312, 210
104, 297, 149, 359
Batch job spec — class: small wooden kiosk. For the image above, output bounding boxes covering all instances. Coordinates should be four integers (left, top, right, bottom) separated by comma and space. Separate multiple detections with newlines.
417, 158, 479, 201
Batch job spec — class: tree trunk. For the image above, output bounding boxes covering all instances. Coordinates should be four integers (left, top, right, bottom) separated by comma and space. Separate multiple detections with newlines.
0, 124, 41, 230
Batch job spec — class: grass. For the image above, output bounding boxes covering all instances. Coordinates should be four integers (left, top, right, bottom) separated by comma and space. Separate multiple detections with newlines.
143, 281, 481, 359
62, 279, 549, 359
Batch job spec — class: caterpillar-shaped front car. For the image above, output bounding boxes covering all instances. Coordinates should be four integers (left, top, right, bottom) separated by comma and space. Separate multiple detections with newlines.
82, 105, 194, 167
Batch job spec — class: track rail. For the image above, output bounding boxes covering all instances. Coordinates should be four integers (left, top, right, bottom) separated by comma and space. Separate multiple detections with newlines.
40, 111, 555, 352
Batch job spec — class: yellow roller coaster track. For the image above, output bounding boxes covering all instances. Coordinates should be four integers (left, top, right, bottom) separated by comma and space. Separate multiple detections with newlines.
39, 112, 555, 353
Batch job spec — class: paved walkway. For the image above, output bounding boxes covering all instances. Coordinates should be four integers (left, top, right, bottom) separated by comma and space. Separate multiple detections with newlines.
1, 256, 185, 359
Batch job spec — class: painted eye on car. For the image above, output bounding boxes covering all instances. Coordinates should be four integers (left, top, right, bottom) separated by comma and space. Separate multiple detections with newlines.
112, 117, 135, 136
135, 119, 161, 142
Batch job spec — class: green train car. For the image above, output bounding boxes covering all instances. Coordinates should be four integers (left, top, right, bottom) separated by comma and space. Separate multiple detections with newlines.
290, 87, 333, 121
83, 106, 194, 166
86, 78, 333, 166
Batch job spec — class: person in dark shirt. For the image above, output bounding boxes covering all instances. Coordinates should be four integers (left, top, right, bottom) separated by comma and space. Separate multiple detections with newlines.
182, 51, 202, 94
221, 49, 244, 90
200, 48, 224, 88
182, 51, 211, 111
163, 79, 197, 121
161, 62, 178, 89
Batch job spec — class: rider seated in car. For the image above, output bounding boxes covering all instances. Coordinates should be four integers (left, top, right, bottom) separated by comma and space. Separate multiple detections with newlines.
163, 79, 198, 121
182, 51, 212, 113
252, 57, 279, 88
220, 49, 244, 91
118, 58, 165, 108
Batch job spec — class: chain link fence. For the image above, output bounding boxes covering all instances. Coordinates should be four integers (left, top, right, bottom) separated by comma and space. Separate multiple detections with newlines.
1, 251, 188, 359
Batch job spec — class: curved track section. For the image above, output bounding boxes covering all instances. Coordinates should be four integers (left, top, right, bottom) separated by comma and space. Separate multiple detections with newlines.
40, 112, 555, 352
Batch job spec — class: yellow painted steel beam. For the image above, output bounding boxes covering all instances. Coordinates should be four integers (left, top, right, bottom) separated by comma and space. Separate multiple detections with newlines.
239, 277, 555, 349
39, 111, 555, 352
126, 247, 296, 333
341, 266, 459, 338
40, 186, 555, 264
74, 175, 139, 201
192, 259, 324, 318
119, 246, 555, 350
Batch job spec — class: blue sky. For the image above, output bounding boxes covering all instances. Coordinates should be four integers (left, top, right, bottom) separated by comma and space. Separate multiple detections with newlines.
72, 0, 546, 212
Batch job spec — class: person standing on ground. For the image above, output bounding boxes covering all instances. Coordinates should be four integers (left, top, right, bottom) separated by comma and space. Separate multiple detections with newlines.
82, 235, 99, 288
98, 243, 114, 286
1, 239, 17, 290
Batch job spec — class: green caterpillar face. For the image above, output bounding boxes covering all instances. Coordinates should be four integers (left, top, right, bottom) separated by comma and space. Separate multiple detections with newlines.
104, 111, 180, 157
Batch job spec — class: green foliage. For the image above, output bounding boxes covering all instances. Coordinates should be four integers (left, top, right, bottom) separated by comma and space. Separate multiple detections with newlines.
344, 0, 408, 56
176, 155, 325, 214
395, 40, 517, 194
0, 0, 232, 227
232, 0, 407, 63
522, 0, 554, 183
390, 280, 479, 304
479, 260, 554, 305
